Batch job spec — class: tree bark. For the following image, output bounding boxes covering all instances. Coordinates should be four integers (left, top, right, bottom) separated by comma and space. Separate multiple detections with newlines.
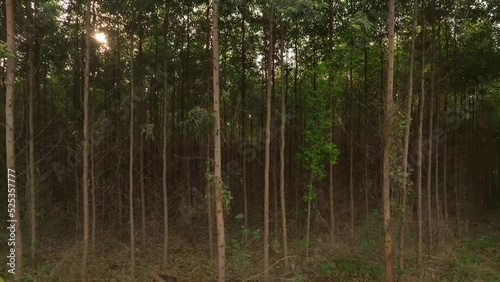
162, 3, 170, 270
328, 0, 336, 243
382, 0, 396, 279
240, 5, 248, 231
263, 5, 274, 281
81, 0, 91, 279
426, 26, 435, 252
129, 30, 136, 279
417, 3, 426, 268
212, 0, 226, 280
27, 0, 37, 265
91, 110, 96, 252
279, 27, 289, 269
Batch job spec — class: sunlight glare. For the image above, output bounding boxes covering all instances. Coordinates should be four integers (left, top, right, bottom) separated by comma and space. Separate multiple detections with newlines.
94, 32, 107, 45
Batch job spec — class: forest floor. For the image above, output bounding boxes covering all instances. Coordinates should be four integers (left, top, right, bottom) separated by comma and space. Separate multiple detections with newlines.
1, 209, 499, 281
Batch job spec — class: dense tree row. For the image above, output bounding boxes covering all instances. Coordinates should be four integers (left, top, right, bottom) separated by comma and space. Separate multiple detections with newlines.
1, 0, 500, 281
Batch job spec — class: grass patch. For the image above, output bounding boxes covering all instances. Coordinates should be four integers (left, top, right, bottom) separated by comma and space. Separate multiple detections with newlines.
318, 258, 384, 281
445, 234, 500, 282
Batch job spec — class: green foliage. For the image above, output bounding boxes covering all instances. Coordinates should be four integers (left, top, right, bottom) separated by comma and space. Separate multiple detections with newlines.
356, 210, 383, 256
302, 183, 316, 203
141, 123, 155, 140
270, 238, 281, 254
349, 11, 376, 33
222, 186, 233, 212
179, 107, 214, 136
292, 274, 305, 282
445, 234, 500, 282
0, 41, 14, 58
318, 258, 383, 280
227, 214, 261, 279
22, 275, 36, 282
297, 61, 340, 183
299, 237, 309, 251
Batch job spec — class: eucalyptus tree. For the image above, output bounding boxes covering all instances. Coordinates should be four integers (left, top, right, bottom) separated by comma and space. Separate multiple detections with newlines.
162, 2, 170, 271
81, 0, 92, 280
211, 0, 226, 280
417, 0, 426, 268
26, 0, 37, 264
263, 3, 274, 280
382, 0, 396, 279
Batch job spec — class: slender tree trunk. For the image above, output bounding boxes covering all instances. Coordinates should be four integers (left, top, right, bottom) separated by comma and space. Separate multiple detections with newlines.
434, 89, 440, 244
279, 28, 289, 269
443, 80, 449, 224
382, 0, 396, 279
328, 0, 336, 243
293, 35, 299, 224
6, 0, 24, 279
206, 135, 214, 259
240, 6, 248, 231
129, 31, 136, 279
454, 97, 460, 236
162, 4, 170, 269
273, 155, 278, 238
398, 0, 418, 269
91, 110, 96, 251
417, 5, 426, 268
363, 39, 369, 221
212, 1, 226, 280
434, 22, 442, 245
426, 26, 435, 252
27, 0, 37, 265
81, 0, 91, 279
306, 177, 313, 259
263, 5, 274, 281
203, 4, 214, 260
140, 94, 146, 244
349, 53, 355, 241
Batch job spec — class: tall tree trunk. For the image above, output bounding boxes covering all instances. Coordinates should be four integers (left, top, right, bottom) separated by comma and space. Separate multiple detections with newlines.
363, 40, 369, 221
140, 121, 146, 244
349, 47, 355, 241
81, 0, 91, 279
91, 110, 96, 251
27, 0, 37, 265
454, 93, 460, 236
263, 5, 274, 281
328, 0, 336, 243
279, 27, 289, 269
382, 0, 396, 279
129, 31, 136, 279
204, 5, 214, 260
212, 0, 226, 280
426, 26, 435, 252
206, 135, 214, 259
240, 6, 248, 231
417, 4, 426, 268
443, 89, 449, 224
398, 0, 418, 269
139, 43, 146, 244
6, 0, 24, 279
434, 22, 442, 245
162, 5, 170, 269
